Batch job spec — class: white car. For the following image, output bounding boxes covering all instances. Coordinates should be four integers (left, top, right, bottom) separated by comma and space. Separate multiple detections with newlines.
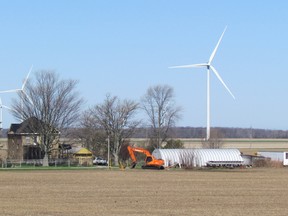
93, 157, 108, 165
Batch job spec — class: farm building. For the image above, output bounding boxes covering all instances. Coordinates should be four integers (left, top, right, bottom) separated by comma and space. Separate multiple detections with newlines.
241, 154, 266, 167
7, 117, 60, 160
152, 149, 243, 167
257, 151, 288, 166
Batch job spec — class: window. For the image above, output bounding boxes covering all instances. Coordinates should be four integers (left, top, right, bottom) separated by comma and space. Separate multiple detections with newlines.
26, 136, 31, 145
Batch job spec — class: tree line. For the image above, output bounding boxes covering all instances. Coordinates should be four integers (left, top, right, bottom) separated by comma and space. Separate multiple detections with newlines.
161, 127, 288, 139
3, 126, 287, 139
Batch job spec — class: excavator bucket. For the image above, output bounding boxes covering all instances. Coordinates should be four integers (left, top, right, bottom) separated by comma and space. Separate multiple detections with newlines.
130, 162, 137, 169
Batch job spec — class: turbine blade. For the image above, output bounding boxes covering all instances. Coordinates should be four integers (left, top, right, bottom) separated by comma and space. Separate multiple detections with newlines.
22, 90, 34, 106
208, 26, 227, 64
22, 64, 33, 89
0, 89, 21, 93
210, 65, 235, 99
0, 98, 12, 110
2, 105, 12, 110
169, 63, 208, 69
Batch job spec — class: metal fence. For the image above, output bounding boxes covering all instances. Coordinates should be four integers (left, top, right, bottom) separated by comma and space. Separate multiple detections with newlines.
1, 158, 97, 168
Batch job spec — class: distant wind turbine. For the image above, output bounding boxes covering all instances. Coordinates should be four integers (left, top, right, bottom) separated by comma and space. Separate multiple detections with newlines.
0, 97, 12, 130
169, 26, 235, 140
0, 65, 34, 106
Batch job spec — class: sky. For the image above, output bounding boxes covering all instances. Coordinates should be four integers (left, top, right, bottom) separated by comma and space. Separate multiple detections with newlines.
0, 1, 288, 130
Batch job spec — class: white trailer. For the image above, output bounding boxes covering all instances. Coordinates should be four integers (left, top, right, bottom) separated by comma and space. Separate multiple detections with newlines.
258, 151, 288, 166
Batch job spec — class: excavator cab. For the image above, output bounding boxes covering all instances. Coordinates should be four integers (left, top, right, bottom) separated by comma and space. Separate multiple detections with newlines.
145, 156, 153, 163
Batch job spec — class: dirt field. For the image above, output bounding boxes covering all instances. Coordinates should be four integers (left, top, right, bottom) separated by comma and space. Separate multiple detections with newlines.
0, 168, 288, 216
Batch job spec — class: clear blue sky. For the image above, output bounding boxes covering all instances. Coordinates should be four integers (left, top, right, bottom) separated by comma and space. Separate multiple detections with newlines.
0, 1, 288, 130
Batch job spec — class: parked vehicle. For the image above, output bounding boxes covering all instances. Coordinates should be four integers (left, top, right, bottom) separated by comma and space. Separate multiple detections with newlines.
93, 157, 108, 165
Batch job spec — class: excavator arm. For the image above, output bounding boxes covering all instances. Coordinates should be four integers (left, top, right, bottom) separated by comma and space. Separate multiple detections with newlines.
127, 146, 138, 168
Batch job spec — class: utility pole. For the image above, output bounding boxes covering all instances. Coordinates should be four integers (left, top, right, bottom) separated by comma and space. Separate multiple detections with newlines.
107, 134, 110, 169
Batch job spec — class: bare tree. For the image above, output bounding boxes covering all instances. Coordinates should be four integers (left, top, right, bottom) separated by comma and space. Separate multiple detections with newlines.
202, 128, 224, 149
142, 85, 181, 149
11, 71, 83, 166
76, 110, 108, 156
84, 94, 140, 165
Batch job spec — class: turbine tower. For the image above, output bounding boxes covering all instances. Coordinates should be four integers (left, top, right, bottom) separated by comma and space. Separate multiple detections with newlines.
169, 26, 235, 140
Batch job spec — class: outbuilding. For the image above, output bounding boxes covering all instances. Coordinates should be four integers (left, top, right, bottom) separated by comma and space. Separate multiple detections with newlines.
152, 148, 243, 168
69, 147, 93, 166
257, 151, 288, 166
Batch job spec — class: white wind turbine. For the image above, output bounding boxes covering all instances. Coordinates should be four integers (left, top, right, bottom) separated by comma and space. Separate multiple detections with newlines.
0, 65, 34, 106
169, 26, 235, 140
0, 97, 12, 130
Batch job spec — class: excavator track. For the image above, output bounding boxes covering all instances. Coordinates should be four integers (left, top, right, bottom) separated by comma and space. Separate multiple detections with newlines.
141, 165, 165, 170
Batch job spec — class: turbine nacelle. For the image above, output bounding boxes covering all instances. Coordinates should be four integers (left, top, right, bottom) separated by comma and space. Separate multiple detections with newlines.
0, 97, 12, 110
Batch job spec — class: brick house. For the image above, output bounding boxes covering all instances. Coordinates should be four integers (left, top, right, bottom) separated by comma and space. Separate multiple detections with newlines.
7, 117, 60, 160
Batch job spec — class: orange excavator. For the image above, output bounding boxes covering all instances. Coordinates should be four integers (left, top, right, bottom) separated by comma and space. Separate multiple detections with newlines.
127, 146, 165, 170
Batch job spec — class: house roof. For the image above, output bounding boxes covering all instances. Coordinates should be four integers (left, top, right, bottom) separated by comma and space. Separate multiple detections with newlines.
67, 147, 92, 155
9, 124, 22, 133
8, 117, 59, 135
75, 148, 92, 155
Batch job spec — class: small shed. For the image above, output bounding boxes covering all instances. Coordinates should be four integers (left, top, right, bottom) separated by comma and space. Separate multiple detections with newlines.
152, 148, 243, 167
241, 154, 265, 167
73, 148, 93, 166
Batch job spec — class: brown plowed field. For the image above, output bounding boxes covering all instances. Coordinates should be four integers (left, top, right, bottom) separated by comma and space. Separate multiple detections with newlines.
0, 168, 288, 216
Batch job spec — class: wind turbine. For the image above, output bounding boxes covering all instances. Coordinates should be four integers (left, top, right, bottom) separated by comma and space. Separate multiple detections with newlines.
0, 65, 34, 106
0, 97, 12, 130
169, 26, 235, 140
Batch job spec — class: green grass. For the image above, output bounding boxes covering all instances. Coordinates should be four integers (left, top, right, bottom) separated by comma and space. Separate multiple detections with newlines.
0, 165, 116, 171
